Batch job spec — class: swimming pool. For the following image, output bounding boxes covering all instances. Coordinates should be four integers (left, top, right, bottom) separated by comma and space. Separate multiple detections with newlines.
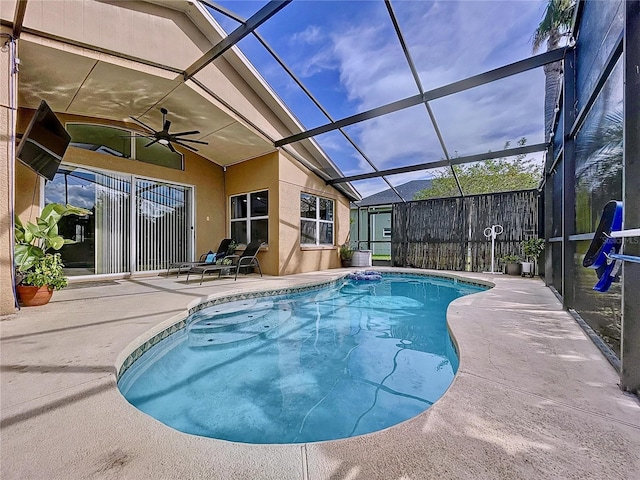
118, 273, 485, 444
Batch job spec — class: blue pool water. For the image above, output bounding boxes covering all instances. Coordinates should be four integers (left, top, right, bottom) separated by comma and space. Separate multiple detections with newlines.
118, 274, 484, 443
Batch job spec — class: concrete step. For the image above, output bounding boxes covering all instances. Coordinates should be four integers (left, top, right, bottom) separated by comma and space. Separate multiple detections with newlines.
188, 298, 274, 332
187, 306, 292, 348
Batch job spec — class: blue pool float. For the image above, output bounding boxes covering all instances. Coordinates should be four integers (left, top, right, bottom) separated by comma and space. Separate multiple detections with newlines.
583, 201, 623, 292
347, 270, 382, 281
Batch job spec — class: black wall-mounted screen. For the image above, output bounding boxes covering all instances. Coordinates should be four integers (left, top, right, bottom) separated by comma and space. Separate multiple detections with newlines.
16, 100, 71, 181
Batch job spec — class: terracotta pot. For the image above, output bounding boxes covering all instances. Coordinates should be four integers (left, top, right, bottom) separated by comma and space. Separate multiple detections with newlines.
16, 285, 54, 306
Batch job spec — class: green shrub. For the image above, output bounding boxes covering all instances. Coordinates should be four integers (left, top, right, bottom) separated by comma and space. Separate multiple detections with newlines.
521, 238, 545, 261
502, 254, 521, 263
21, 253, 68, 290
15, 203, 91, 289
339, 243, 354, 260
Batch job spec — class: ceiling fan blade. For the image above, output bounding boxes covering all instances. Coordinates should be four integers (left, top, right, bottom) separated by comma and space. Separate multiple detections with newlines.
129, 116, 156, 133
173, 140, 199, 152
166, 141, 177, 153
162, 119, 171, 133
171, 130, 201, 137
144, 138, 160, 148
174, 138, 209, 145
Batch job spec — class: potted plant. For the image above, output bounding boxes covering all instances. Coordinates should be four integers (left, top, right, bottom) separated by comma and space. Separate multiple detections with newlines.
521, 238, 545, 277
501, 254, 521, 276
225, 240, 238, 256
14, 203, 91, 306
339, 243, 354, 268
215, 256, 234, 276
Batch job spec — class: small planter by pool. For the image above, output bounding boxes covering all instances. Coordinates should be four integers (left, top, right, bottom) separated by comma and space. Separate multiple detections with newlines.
117, 273, 487, 444
351, 250, 372, 267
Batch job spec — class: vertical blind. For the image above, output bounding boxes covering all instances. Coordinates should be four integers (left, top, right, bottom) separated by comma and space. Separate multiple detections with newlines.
135, 179, 191, 272
96, 173, 131, 274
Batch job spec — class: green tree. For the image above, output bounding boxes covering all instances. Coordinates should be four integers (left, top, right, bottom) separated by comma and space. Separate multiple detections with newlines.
413, 138, 542, 200
532, 0, 575, 141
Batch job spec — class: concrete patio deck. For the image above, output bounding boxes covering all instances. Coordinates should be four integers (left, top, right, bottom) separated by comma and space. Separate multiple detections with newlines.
1, 268, 639, 479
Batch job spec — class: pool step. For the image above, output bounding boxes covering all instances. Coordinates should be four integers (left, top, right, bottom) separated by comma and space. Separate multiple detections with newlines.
189, 298, 274, 323
187, 307, 292, 348
188, 308, 274, 334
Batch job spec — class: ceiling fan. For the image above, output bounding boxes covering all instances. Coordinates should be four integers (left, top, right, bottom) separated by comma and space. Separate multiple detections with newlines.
127, 108, 208, 153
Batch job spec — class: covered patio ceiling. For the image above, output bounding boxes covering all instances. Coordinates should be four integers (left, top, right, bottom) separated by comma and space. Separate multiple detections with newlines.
7, 0, 566, 202
16, 39, 277, 166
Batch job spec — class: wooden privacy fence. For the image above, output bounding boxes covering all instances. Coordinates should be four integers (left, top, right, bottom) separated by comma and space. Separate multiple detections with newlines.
392, 190, 539, 272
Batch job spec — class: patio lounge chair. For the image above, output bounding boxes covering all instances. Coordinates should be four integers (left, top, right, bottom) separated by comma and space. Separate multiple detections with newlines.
167, 238, 233, 277
186, 240, 264, 284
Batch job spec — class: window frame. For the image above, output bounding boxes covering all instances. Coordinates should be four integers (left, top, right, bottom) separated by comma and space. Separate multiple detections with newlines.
300, 193, 334, 246
229, 189, 269, 246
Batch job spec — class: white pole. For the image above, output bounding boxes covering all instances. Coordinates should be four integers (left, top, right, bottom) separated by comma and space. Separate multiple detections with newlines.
491, 233, 495, 273
483, 224, 503, 274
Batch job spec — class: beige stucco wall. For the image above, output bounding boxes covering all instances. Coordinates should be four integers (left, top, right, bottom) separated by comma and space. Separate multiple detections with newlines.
224, 152, 280, 276
278, 153, 349, 275
0, 26, 16, 315
224, 151, 350, 277
14, 109, 226, 266
14, 0, 211, 72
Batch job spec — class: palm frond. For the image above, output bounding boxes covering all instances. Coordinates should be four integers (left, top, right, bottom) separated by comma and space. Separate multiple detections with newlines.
532, 0, 575, 52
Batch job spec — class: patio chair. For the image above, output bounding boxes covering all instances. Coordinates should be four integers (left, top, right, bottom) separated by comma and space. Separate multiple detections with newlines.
186, 241, 264, 285
166, 238, 233, 277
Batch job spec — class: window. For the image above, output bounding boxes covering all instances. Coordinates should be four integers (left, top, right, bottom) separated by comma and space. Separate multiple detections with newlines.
300, 193, 334, 245
66, 123, 183, 170
230, 190, 268, 245
382, 227, 391, 238
67, 124, 131, 158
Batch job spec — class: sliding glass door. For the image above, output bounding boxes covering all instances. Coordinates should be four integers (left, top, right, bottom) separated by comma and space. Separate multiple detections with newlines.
135, 179, 191, 272
45, 165, 193, 276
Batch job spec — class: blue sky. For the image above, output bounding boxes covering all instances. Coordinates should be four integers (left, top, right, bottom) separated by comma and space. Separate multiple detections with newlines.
207, 0, 549, 198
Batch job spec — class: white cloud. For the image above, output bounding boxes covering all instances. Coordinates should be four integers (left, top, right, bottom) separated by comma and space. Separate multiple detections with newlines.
316, 0, 547, 195
291, 25, 324, 45
289, 24, 338, 78
331, 23, 418, 107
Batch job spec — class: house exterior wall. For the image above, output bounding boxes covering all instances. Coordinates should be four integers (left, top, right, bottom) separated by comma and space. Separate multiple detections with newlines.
13, 0, 212, 72
278, 152, 349, 275
0, 26, 15, 315
224, 150, 352, 276
224, 152, 280, 276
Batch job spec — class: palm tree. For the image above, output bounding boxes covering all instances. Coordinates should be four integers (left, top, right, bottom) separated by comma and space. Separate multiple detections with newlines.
532, 0, 575, 142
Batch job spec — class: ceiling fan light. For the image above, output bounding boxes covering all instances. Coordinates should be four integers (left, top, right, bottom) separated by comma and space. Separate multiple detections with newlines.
158, 139, 170, 145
